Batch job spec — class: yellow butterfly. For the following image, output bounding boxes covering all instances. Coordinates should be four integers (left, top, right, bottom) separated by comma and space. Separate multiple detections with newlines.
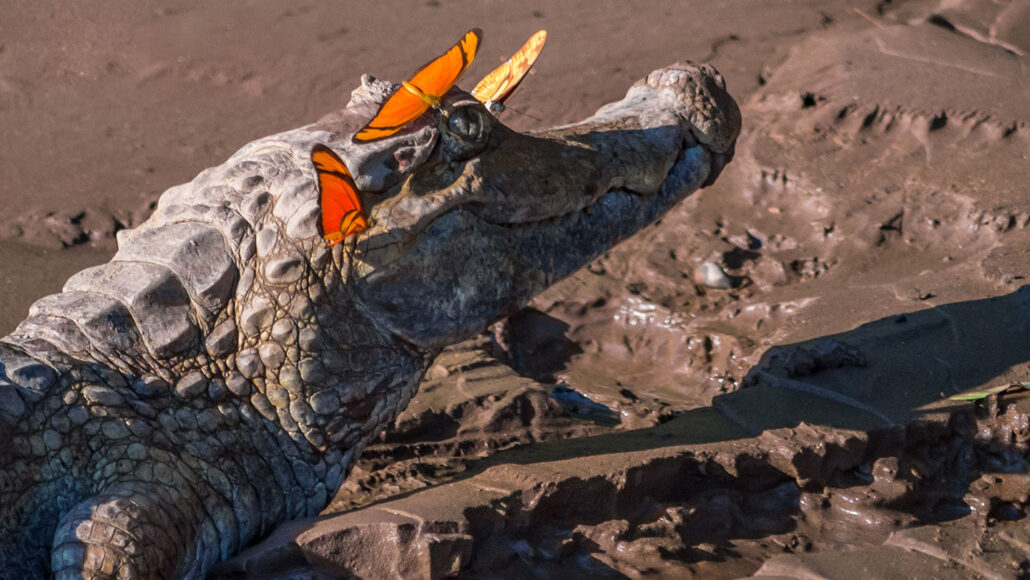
472, 30, 547, 113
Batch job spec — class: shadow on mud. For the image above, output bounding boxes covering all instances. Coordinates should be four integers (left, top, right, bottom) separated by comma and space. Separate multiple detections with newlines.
214, 288, 1030, 578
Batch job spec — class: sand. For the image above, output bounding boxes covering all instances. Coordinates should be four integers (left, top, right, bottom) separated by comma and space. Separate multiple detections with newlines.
3, 0, 1030, 577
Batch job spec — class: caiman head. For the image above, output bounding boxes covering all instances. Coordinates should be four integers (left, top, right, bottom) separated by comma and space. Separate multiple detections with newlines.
320, 61, 740, 352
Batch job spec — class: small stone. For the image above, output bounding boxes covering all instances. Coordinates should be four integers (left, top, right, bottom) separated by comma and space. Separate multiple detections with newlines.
259, 343, 287, 371
428, 364, 450, 380
175, 372, 208, 399
695, 261, 733, 289
236, 349, 265, 379
309, 390, 341, 415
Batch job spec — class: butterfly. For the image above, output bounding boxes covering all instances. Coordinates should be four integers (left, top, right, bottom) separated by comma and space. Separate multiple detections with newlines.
311, 144, 369, 245
472, 30, 547, 113
354, 28, 482, 142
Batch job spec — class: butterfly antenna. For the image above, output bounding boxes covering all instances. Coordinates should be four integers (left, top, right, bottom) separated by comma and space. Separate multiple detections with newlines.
505, 107, 543, 122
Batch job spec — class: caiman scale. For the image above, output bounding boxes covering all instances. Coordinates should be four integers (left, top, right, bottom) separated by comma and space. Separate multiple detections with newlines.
0, 62, 739, 578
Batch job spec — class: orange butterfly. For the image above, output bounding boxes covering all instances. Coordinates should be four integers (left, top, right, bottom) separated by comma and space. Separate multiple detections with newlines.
472, 30, 547, 113
311, 144, 369, 245
354, 28, 482, 142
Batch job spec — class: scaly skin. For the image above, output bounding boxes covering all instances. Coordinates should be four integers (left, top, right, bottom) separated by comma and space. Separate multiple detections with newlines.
0, 62, 739, 578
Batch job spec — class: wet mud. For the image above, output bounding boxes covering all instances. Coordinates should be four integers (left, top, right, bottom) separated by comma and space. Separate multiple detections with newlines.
3, 0, 1030, 578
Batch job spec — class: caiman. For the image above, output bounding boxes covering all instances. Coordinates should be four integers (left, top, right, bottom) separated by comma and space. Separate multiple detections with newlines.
0, 61, 739, 578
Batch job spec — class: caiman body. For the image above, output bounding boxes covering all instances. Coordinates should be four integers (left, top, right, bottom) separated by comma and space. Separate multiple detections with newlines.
0, 62, 739, 578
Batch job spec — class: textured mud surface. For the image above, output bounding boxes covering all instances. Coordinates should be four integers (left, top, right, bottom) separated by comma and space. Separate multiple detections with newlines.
4, 0, 1030, 578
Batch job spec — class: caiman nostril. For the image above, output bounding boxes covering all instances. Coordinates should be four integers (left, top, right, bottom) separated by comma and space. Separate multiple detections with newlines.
395, 148, 415, 169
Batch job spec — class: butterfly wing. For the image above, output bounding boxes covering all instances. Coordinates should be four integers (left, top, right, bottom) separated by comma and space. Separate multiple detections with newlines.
408, 28, 481, 101
472, 30, 546, 107
354, 28, 482, 142
352, 88, 430, 142
311, 144, 369, 245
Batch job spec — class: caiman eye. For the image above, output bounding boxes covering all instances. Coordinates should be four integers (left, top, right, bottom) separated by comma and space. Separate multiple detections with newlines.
447, 106, 484, 140
440, 104, 490, 162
